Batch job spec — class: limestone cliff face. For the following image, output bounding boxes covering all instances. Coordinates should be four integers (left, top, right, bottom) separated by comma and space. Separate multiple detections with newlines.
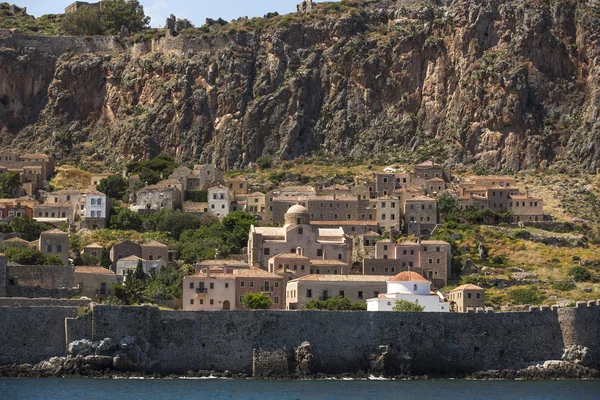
1, 0, 599, 171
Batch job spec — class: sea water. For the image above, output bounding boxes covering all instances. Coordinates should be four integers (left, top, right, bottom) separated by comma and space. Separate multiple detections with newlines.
1, 378, 600, 400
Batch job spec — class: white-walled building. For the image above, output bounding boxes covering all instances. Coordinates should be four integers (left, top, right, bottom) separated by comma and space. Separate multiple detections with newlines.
85, 192, 109, 219
366, 271, 449, 312
116, 256, 167, 280
208, 184, 233, 219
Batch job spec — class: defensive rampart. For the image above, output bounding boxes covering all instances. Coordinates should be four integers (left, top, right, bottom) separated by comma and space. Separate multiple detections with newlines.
0, 302, 598, 374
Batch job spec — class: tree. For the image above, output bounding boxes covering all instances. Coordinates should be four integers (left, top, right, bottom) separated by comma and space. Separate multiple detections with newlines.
2, 246, 47, 265
45, 255, 64, 266
9, 217, 53, 242
222, 211, 256, 251
156, 210, 201, 240
0, 172, 21, 198
101, 0, 150, 34
392, 299, 425, 312
133, 259, 146, 282
60, 5, 104, 35
97, 175, 128, 200
437, 191, 459, 223
186, 190, 208, 202
241, 292, 273, 309
304, 296, 367, 311
109, 207, 143, 231
74, 253, 100, 266
256, 156, 272, 169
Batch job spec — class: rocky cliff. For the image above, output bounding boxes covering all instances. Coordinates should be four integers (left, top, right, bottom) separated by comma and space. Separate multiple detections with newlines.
1, 0, 599, 171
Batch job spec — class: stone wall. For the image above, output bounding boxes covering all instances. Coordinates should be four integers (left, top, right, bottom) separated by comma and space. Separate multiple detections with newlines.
1, 303, 599, 375
0, 34, 126, 57
71, 303, 600, 375
0, 306, 78, 365
0, 297, 91, 307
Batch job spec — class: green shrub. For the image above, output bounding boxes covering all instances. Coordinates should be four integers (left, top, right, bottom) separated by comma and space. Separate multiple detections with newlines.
304, 296, 366, 311
256, 156, 273, 169
569, 266, 592, 282
513, 229, 530, 239
392, 299, 425, 312
552, 281, 576, 291
509, 288, 541, 305
187, 190, 208, 203
460, 276, 489, 286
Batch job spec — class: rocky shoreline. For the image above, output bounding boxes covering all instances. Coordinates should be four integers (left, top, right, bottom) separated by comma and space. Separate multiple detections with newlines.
1, 336, 597, 381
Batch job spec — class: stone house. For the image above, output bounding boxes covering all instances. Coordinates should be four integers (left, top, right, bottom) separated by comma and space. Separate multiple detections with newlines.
141, 240, 169, 263
194, 259, 249, 274
38, 229, 69, 266
193, 164, 225, 189
116, 256, 166, 279
74, 266, 117, 303
1, 262, 77, 298
265, 186, 317, 221
363, 239, 451, 288
81, 191, 110, 229
374, 172, 396, 197
225, 177, 249, 195
447, 284, 485, 312
208, 184, 233, 219
131, 184, 182, 213
182, 267, 285, 311
411, 161, 450, 190
509, 195, 544, 222
0, 204, 32, 220
285, 274, 389, 310
404, 195, 438, 235
246, 192, 266, 217
34, 203, 75, 223
109, 240, 142, 271
376, 196, 401, 233
90, 172, 116, 187
248, 205, 352, 270
183, 202, 208, 215
81, 243, 103, 259
319, 184, 351, 197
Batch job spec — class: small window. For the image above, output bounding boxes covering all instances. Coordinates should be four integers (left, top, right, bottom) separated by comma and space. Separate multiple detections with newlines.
210, 283, 214, 289
210, 299, 214, 305
274, 297, 279, 304
190, 282, 194, 289
298, 227, 303, 234
250, 281, 255, 288
264, 248, 270, 255
317, 249, 323, 257
358, 291, 363, 299
476, 293, 481, 299
240, 281, 245, 287
306, 289, 312, 298
190, 299, 194, 305
414, 284, 418, 291
225, 283, 229, 288
468, 293, 472, 299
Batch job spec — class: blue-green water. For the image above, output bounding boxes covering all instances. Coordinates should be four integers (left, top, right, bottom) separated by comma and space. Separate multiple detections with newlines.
1, 378, 600, 400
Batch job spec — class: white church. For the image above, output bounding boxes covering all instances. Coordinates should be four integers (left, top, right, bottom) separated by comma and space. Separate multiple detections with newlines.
366, 271, 449, 312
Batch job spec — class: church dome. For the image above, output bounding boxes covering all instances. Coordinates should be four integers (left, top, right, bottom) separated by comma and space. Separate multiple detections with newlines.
285, 204, 310, 225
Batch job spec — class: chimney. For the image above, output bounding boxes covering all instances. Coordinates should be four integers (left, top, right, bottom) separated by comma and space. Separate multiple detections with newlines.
206, 265, 211, 279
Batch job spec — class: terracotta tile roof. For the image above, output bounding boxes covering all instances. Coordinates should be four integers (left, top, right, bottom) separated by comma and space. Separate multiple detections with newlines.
293, 274, 390, 282
196, 259, 249, 267
270, 253, 310, 260
309, 259, 349, 267
510, 195, 542, 200
426, 178, 445, 182
83, 242, 103, 249
3, 237, 29, 243
388, 271, 430, 282
405, 195, 435, 202
75, 266, 115, 275
450, 284, 484, 292
36, 203, 74, 208
189, 267, 282, 279
41, 229, 68, 235
141, 240, 168, 248
20, 153, 50, 159
120, 255, 143, 262
421, 240, 450, 245
310, 221, 378, 226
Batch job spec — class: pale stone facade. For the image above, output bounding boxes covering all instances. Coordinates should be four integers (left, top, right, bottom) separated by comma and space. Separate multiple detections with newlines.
448, 284, 485, 312
208, 184, 233, 219
248, 205, 352, 270
39, 229, 69, 266
286, 274, 389, 310
74, 266, 117, 303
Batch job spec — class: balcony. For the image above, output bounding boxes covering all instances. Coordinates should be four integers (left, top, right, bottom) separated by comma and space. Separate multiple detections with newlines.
261, 287, 273, 293
196, 288, 208, 297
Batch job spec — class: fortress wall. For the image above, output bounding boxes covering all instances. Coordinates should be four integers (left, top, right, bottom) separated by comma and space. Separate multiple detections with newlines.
1, 303, 598, 374
87, 305, 578, 375
0, 306, 78, 365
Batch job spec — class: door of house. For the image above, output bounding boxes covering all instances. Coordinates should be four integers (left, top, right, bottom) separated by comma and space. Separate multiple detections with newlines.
223, 300, 230, 310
